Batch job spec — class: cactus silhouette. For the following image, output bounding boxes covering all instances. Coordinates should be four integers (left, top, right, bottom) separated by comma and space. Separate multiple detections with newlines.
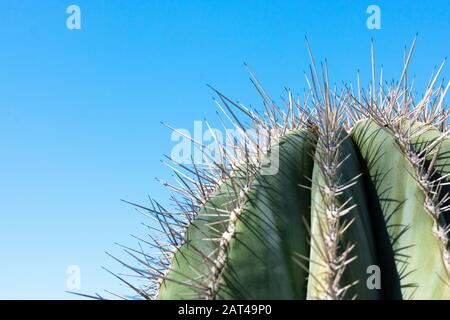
109, 40, 450, 300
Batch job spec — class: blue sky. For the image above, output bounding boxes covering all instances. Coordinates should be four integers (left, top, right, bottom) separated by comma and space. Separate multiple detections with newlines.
0, 0, 448, 299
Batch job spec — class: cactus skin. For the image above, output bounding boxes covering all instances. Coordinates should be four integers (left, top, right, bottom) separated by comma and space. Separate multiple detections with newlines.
216, 131, 316, 299
153, 118, 450, 300
111, 42, 450, 300
351, 120, 450, 299
154, 119, 450, 300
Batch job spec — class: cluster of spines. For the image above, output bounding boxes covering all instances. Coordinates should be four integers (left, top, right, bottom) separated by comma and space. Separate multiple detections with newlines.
296, 48, 359, 300
311, 104, 359, 299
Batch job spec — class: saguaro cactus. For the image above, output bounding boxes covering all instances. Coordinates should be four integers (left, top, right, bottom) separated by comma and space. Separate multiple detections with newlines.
113, 42, 450, 300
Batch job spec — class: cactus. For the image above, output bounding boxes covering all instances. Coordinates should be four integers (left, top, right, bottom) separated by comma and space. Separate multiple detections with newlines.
112, 41, 450, 300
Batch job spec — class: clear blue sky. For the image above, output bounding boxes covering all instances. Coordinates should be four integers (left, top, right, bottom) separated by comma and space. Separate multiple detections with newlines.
0, 0, 448, 299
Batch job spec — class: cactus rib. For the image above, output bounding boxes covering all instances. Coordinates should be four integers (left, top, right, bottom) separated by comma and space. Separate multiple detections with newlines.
351, 42, 450, 286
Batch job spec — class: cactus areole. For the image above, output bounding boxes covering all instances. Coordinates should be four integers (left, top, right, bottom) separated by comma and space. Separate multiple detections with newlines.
115, 42, 450, 300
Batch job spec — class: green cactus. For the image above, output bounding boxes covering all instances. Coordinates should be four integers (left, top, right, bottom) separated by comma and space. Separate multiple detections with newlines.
112, 42, 450, 300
